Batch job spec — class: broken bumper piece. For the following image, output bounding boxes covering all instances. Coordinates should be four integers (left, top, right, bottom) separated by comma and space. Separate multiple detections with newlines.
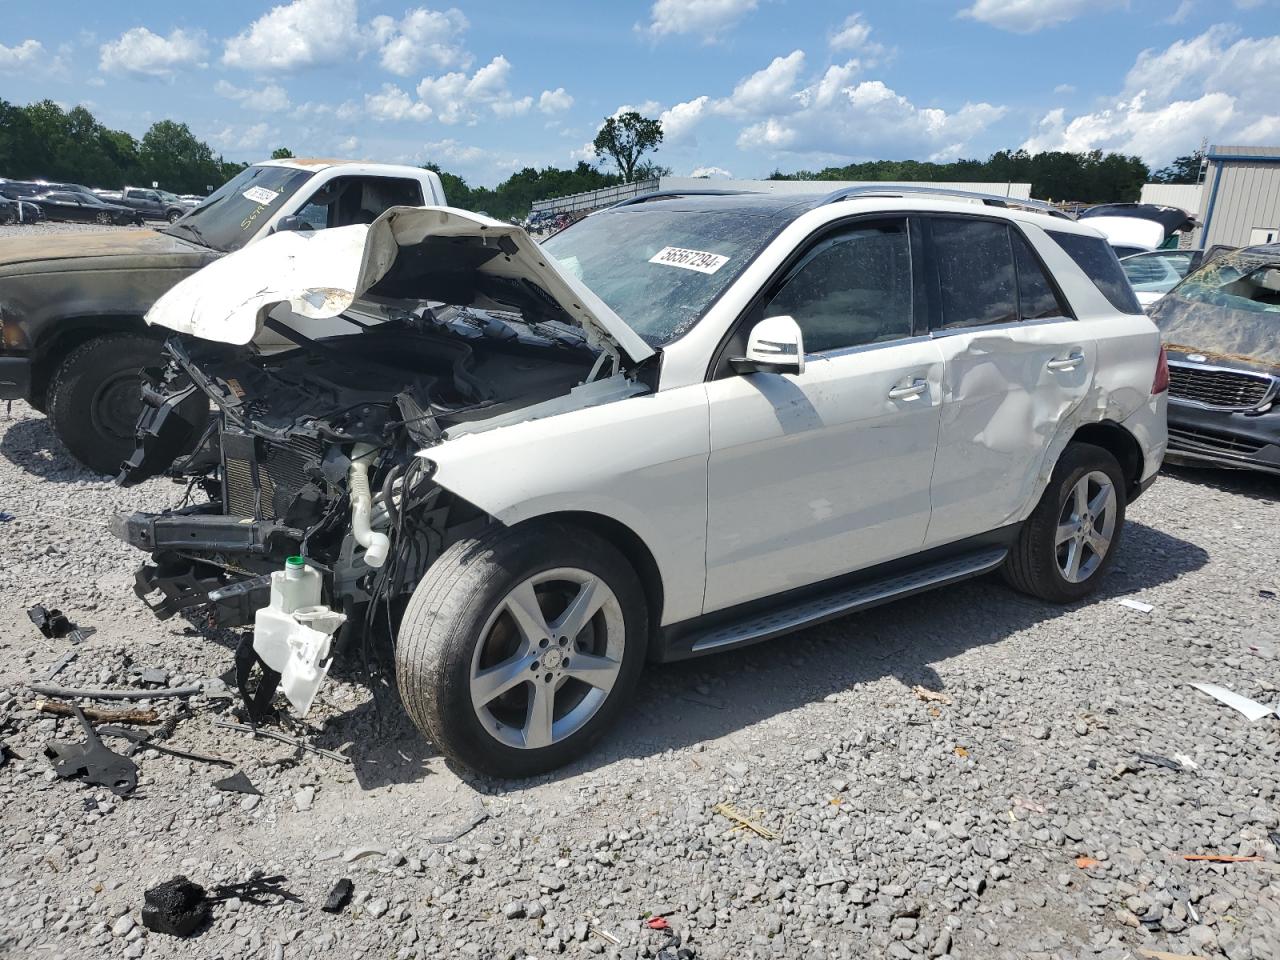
109, 509, 303, 556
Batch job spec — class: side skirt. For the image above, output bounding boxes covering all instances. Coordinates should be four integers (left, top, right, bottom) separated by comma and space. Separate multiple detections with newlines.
656, 528, 1018, 662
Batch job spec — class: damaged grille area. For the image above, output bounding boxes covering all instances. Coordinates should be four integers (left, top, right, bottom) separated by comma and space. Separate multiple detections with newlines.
1168, 364, 1274, 409
222, 431, 323, 520
1167, 425, 1267, 456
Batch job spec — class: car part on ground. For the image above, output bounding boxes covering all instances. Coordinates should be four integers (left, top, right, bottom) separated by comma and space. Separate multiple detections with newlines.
43, 704, 140, 797
1148, 244, 1280, 475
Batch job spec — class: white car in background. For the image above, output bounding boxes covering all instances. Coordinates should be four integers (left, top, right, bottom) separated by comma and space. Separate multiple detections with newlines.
1121, 248, 1204, 308
114, 187, 1168, 776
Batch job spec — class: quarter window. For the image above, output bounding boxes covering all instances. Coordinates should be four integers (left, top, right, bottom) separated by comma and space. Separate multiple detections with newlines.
764, 218, 914, 353
1012, 231, 1070, 320
1048, 230, 1142, 314
932, 218, 1018, 329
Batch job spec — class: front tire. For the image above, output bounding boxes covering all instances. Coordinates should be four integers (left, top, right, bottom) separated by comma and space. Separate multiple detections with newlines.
95, 211, 112, 225
397, 520, 648, 778
47, 334, 160, 475
1003, 442, 1127, 603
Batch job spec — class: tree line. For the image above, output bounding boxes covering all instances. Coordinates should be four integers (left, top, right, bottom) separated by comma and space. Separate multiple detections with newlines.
0, 98, 244, 195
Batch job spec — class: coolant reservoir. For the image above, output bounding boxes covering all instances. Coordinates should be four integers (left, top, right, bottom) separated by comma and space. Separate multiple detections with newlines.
252, 556, 347, 716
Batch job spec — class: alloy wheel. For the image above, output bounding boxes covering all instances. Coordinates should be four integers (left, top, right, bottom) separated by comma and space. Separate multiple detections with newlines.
1055, 470, 1117, 583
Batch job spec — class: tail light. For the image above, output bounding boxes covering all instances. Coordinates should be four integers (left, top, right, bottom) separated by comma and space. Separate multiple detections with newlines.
1152, 345, 1169, 395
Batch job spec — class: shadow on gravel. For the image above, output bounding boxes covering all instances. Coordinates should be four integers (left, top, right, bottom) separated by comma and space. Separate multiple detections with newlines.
1161, 463, 1280, 503
0, 411, 106, 483
497, 519, 1211, 786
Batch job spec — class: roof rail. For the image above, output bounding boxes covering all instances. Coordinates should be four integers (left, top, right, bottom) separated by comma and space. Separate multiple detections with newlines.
819, 185, 1072, 219
607, 189, 750, 210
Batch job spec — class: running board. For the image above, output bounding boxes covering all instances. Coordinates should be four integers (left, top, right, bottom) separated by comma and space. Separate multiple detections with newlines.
685, 547, 1008, 656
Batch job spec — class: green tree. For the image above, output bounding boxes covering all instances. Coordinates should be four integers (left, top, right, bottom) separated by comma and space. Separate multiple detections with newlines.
592, 112, 663, 182
1151, 151, 1204, 184
270, 146, 294, 160
139, 120, 221, 194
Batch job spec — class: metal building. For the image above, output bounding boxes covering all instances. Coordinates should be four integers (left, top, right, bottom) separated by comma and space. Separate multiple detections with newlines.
1198, 145, 1280, 249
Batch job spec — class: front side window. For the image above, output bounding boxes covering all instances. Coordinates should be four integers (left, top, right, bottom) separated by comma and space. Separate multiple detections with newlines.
1049, 230, 1142, 314
296, 176, 425, 230
932, 218, 1018, 329
764, 218, 913, 353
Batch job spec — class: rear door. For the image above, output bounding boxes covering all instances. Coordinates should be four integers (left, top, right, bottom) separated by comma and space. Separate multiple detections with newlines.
702, 216, 944, 612
924, 216, 1095, 547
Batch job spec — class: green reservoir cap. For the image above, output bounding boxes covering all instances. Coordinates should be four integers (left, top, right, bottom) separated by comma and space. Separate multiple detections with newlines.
286, 556, 305, 568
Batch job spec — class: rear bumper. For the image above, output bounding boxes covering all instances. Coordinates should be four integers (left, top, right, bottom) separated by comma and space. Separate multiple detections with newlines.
1166, 400, 1280, 475
0, 355, 33, 401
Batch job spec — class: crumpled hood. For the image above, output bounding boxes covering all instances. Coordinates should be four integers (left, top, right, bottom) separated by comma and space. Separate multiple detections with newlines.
145, 205, 656, 365
0, 228, 207, 273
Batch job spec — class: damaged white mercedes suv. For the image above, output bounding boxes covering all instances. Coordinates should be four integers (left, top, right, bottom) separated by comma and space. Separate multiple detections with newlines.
112, 189, 1168, 776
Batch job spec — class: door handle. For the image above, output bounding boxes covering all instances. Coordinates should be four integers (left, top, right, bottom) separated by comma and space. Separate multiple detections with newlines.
1046, 353, 1084, 371
888, 378, 928, 400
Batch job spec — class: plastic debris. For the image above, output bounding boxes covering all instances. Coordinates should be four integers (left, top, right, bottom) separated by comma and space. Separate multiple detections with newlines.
1181, 854, 1263, 863
954, 746, 970, 758
713, 801, 778, 840
1173, 752, 1199, 771
1190, 682, 1276, 722
27, 604, 95, 643
1136, 752, 1183, 771
0, 510, 15, 522
913, 685, 952, 705
29, 682, 202, 701
1116, 598, 1154, 613
212, 771, 261, 796
646, 917, 671, 930
322, 878, 353, 913
1074, 856, 1100, 869
142, 876, 210, 937
44, 705, 138, 797
423, 806, 490, 844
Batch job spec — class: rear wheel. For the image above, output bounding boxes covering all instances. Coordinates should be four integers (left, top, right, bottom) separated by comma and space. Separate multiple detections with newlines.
397, 521, 648, 777
1003, 443, 1127, 603
47, 333, 161, 475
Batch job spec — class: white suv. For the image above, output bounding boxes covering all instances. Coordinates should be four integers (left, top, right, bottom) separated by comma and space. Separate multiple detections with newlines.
116, 188, 1168, 776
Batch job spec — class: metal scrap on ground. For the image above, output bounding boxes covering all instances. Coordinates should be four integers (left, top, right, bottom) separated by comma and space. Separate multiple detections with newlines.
44, 704, 139, 798
29, 682, 202, 701
1190, 682, 1276, 721
713, 801, 778, 840
212, 719, 351, 764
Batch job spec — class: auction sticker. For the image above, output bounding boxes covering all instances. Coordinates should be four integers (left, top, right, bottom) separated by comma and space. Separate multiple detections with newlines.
649, 246, 729, 274
242, 186, 279, 205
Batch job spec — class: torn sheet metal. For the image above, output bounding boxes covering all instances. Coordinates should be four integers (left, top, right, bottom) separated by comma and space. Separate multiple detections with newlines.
144, 206, 655, 366
1190, 682, 1276, 722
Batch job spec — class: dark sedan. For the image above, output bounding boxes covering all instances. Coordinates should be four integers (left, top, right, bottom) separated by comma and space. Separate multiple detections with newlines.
1148, 244, 1280, 475
29, 190, 141, 225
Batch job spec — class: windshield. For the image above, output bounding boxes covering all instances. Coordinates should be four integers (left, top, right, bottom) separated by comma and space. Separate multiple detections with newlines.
1150, 250, 1280, 365
163, 164, 312, 253
541, 205, 785, 346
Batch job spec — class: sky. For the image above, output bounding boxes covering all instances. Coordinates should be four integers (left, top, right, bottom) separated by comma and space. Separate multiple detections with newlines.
2, 0, 1279, 187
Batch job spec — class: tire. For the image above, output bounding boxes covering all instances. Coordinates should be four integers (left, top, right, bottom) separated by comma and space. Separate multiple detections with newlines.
1003, 442, 1127, 603
167, 209, 183, 223
47, 333, 161, 475
397, 520, 648, 778
95, 211, 112, 225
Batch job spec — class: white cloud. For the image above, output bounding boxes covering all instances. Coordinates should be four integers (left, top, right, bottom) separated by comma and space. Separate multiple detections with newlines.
1022, 26, 1280, 163
423, 138, 487, 164
570, 142, 599, 163
612, 100, 663, 118
960, 0, 1126, 33
223, 0, 358, 71
643, 0, 758, 40
828, 13, 886, 59
1054, 83, 1077, 94
371, 7, 469, 76
1165, 0, 1194, 24
719, 50, 807, 116
99, 27, 206, 77
689, 165, 733, 178
661, 96, 711, 143
338, 135, 359, 153
208, 122, 271, 154
365, 83, 433, 122
0, 39, 44, 72
538, 87, 574, 114
214, 79, 291, 113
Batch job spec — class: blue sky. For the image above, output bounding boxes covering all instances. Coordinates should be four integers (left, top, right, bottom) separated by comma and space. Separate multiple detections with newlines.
2, 0, 1278, 186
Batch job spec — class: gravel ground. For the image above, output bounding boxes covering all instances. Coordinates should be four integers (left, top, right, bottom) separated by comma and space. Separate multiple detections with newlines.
0, 221, 131, 240
2, 390, 1279, 960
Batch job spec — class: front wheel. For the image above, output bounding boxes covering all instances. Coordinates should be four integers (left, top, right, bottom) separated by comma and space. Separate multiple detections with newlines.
167, 210, 183, 223
396, 521, 648, 778
95, 211, 112, 225
1003, 442, 1127, 603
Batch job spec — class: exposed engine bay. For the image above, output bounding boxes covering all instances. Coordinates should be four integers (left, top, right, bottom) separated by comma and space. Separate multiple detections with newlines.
109, 208, 656, 716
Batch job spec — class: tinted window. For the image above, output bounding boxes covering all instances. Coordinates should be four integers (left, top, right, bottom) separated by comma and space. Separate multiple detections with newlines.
1012, 232, 1070, 320
763, 219, 913, 353
1050, 230, 1142, 313
932, 218, 1017, 328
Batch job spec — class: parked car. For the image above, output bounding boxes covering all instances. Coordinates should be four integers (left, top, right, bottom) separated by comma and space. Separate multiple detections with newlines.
0, 159, 447, 473
1079, 203, 1197, 257
28, 189, 142, 225
101, 186, 190, 223
112, 189, 1167, 776
1121, 248, 1203, 308
0, 195, 20, 225
1148, 243, 1280, 475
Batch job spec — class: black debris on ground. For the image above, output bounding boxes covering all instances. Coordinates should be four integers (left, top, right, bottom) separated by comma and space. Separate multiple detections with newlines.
142, 876, 210, 937
322, 878, 354, 914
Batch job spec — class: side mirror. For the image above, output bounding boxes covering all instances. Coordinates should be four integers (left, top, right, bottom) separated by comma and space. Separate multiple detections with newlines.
730, 314, 805, 376
273, 215, 313, 234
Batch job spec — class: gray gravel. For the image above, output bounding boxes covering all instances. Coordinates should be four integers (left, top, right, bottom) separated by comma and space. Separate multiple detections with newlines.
2, 390, 1280, 960
0, 220, 130, 240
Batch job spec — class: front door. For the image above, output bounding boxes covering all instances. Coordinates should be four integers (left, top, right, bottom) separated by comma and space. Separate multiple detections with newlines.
922, 216, 1095, 547
703, 216, 944, 613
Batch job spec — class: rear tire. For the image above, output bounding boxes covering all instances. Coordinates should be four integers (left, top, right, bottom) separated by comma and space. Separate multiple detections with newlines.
47, 333, 161, 475
396, 520, 648, 778
1003, 442, 1127, 603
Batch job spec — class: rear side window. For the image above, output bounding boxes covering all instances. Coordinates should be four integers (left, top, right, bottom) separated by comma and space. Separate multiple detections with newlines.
931, 218, 1018, 328
1012, 232, 1070, 320
1049, 230, 1142, 314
